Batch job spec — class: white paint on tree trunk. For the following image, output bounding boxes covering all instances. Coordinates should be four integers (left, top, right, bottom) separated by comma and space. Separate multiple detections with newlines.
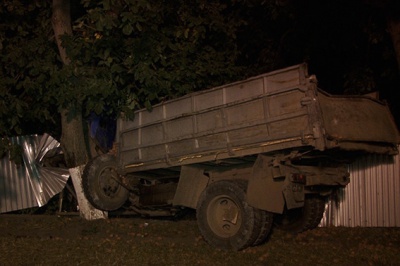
69, 165, 108, 220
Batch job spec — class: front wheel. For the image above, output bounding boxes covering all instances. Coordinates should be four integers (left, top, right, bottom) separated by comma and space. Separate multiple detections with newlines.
196, 180, 271, 250
274, 194, 326, 234
82, 154, 129, 211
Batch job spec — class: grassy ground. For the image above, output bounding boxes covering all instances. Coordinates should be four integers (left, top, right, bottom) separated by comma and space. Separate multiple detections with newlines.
0, 213, 399, 265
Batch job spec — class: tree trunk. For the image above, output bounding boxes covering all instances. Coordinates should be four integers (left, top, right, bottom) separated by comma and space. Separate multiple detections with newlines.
387, 17, 400, 73
70, 165, 108, 220
52, 0, 107, 220
60, 108, 87, 167
383, 0, 400, 72
51, 0, 72, 65
363, 0, 400, 72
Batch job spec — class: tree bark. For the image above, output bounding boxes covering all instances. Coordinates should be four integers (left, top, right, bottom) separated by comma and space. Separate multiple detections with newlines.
52, 0, 72, 65
387, 17, 400, 73
52, 0, 107, 219
364, 0, 400, 73
60, 108, 88, 167
70, 166, 108, 220
52, 0, 87, 170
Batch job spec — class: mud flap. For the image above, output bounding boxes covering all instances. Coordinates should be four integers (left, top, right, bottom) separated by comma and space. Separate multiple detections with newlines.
247, 155, 285, 214
173, 165, 209, 209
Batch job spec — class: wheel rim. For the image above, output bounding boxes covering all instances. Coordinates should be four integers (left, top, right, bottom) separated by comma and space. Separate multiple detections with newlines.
97, 166, 121, 198
206, 195, 242, 238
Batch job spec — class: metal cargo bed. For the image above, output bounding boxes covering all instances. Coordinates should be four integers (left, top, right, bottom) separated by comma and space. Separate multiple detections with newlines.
116, 64, 399, 173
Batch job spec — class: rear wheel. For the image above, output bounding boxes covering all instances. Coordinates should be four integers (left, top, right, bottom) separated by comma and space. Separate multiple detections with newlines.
275, 194, 326, 234
196, 180, 271, 250
82, 154, 129, 211
252, 209, 274, 246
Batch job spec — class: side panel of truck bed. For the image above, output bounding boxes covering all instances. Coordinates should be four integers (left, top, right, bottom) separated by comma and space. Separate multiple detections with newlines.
117, 64, 399, 173
117, 64, 317, 173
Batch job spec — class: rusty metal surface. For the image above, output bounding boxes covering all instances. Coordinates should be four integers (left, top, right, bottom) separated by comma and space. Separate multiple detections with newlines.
0, 134, 70, 213
318, 91, 399, 154
116, 63, 398, 174
117, 64, 314, 173
321, 150, 400, 227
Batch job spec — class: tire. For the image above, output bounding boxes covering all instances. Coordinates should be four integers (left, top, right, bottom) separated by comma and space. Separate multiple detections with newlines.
82, 154, 129, 211
196, 180, 268, 250
252, 209, 274, 246
274, 194, 326, 234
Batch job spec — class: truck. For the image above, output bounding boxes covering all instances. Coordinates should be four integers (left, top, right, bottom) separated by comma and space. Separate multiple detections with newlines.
82, 63, 399, 250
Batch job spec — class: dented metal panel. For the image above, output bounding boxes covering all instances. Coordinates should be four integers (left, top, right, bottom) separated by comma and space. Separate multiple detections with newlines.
0, 134, 70, 213
320, 150, 400, 227
318, 91, 399, 154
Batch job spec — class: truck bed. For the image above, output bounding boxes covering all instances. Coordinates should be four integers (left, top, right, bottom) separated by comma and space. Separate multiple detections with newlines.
116, 64, 399, 173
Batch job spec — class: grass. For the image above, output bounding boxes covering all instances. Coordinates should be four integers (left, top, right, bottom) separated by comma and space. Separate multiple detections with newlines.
0, 214, 399, 265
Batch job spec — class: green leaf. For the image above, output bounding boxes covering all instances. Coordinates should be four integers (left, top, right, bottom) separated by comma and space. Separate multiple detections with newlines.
144, 100, 152, 111
111, 64, 124, 73
122, 24, 133, 35
136, 22, 142, 32
102, 0, 110, 10
94, 102, 104, 114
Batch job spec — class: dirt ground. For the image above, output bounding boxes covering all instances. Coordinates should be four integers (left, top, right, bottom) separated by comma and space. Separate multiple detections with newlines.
0, 213, 399, 265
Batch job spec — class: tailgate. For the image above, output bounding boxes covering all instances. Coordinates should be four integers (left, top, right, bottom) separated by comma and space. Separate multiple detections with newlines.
318, 90, 399, 154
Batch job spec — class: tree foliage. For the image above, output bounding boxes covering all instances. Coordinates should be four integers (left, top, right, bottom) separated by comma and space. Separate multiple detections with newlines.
65, 0, 245, 115
1, 0, 399, 147
1, 1, 57, 137
0, 0, 246, 154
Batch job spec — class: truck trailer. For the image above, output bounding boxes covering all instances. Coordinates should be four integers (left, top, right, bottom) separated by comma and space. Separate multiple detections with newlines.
82, 64, 399, 250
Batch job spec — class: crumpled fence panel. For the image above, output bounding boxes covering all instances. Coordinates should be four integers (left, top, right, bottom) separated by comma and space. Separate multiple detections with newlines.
0, 134, 70, 213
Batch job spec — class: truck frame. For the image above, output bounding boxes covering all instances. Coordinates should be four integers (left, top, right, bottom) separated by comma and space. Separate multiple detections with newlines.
83, 64, 399, 250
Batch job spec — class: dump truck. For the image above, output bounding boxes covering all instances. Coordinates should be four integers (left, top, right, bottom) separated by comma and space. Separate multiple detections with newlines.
82, 63, 399, 250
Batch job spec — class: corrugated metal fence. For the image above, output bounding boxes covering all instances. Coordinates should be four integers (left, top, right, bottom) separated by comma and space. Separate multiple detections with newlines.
0, 135, 69, 213
321, 151, 400, 227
